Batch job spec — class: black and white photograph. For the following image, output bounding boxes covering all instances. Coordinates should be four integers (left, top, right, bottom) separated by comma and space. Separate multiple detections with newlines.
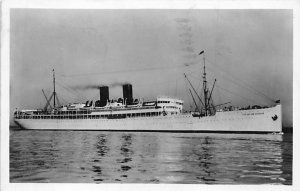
1, 0, 298, 190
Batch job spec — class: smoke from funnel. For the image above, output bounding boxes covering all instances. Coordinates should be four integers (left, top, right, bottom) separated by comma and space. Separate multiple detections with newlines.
71, 82, 131, 90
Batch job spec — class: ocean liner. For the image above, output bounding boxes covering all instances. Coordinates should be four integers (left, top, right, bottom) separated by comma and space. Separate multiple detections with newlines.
13, 51, 282, 133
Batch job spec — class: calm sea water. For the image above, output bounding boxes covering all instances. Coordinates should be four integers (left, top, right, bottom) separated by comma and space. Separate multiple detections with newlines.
10, 128, 292, 184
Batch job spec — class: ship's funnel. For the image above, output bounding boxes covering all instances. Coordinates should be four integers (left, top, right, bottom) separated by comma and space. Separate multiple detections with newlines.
95, 86, 109, 107
123, 84, 133, 104
100, 86, 109, 101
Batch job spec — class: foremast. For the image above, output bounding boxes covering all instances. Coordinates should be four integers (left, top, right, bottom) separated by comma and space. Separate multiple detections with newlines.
199, 50, 216, 116
200, 51, 208, 116
53, 69, 56, 108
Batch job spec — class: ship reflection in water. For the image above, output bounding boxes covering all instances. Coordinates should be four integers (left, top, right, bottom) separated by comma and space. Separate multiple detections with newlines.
10, 129, 292, 184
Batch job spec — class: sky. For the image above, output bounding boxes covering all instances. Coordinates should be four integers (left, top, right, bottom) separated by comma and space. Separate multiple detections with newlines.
10, 9, 293, 126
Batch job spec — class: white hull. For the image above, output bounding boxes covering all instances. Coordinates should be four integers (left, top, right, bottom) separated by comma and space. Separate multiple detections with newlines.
14, 105, 282, 133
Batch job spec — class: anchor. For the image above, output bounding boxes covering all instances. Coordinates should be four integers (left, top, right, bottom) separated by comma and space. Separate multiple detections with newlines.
272, 115, 278, 121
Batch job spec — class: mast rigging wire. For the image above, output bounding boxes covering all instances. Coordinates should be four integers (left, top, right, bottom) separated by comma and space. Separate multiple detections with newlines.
56, 64, 194, 78
212, 82, 263, 106
187, 69, 270, 106
205, 58, 275, 102
56, 81, 87, 102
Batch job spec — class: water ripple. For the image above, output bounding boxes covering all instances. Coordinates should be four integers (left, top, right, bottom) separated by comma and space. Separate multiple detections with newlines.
10, 130, 292, 184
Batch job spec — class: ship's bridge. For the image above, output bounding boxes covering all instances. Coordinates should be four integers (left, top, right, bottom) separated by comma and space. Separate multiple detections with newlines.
156, 96, 183, 115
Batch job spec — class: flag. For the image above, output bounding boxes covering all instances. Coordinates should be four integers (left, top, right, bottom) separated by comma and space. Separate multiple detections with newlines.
199, 50, 204, 55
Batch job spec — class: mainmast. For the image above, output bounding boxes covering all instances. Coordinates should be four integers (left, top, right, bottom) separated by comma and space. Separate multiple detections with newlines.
53, 69, 56, 108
